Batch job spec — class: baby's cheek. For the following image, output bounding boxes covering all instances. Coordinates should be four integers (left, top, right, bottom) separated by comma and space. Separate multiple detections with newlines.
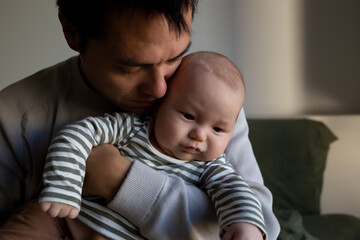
211, 140, 228, 158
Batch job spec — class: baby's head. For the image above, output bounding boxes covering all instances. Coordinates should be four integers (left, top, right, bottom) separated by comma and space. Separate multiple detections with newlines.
151, 51, 245, 161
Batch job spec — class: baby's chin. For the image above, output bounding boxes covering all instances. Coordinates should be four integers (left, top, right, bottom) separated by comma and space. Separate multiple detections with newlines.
174, 152, 211, 162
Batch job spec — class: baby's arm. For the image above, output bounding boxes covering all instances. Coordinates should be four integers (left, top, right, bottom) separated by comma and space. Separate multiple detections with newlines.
39, 112, 140, 218
200, 155, 267, 239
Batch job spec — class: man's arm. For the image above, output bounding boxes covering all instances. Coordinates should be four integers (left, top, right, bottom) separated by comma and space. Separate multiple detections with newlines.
0, 85, 50, 226
86, 108, 280, 240
0, 108, 27, 226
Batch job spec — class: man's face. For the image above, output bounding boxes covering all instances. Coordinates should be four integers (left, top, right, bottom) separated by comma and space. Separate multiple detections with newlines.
79, 8, 192, 115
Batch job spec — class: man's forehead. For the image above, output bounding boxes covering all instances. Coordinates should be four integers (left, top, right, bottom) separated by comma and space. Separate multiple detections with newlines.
95, 7, 192, 65
115, 41, 192, 66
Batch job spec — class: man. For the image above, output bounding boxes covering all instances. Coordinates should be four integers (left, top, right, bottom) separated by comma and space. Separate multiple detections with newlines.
0, 1, 280, 239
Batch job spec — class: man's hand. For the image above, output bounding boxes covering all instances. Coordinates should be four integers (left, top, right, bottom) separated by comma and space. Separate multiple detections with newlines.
39, 201, 79, 219
222, 222, 264, 240
83, 144, 132, 201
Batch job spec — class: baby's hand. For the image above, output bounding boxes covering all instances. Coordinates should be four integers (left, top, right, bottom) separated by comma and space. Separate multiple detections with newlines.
222, 222, 264, 240
39, 201, 79, 219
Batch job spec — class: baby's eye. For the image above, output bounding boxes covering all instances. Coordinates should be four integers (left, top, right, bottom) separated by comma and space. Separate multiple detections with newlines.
183, 113, 194, 120
213, 127, 222, 133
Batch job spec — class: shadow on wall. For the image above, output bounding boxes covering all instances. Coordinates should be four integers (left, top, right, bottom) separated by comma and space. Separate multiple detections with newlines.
302, 0, 360, 114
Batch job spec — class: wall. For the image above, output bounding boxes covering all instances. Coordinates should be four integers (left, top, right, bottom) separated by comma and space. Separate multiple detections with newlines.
302, 0, 360, 114
309, 115, 360, 218
192, 0, 360, 117
0, 0, 75, 90
234, 0, 305, 117
191, 0, 304, 116
1, 0, 359, 218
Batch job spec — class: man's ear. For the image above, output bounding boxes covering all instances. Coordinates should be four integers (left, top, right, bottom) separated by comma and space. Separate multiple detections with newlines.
58, 12, 81, 52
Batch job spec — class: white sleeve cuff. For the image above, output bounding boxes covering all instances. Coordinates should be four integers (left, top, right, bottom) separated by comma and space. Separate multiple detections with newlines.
107, 160, 167, 225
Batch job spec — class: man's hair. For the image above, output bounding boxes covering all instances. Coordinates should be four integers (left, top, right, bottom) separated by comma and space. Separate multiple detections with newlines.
57, 0, 198, 40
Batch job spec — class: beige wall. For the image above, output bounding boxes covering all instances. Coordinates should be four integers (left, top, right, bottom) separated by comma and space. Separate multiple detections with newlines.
1, 0, 359, 218
192, 0, 360, 116
0, 0, 75, 90
234, 0, 305, 117
309, 115, 360, 218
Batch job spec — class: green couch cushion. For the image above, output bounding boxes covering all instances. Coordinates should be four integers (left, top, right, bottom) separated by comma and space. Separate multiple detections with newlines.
275, 209, 318, 240
248, 119, 337, 215
302, 214, 360, 240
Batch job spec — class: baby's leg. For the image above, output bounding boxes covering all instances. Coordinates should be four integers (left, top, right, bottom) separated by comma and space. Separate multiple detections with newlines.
40, 201, 79, 219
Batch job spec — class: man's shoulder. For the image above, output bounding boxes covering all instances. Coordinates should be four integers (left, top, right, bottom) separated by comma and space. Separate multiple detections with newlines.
0, 56, 79, 113
0, 56, 78, 98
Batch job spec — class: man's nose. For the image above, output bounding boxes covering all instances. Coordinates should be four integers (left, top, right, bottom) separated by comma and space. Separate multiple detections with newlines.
189, 127, 206, 142
141, 66, 169, 98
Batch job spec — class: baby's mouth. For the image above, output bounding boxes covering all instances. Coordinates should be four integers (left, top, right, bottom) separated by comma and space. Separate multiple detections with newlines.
182, 145, 201, 153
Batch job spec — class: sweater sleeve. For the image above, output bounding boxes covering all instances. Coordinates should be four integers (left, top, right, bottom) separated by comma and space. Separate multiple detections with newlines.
199, 155, 267, 238
39, 112, 140, 210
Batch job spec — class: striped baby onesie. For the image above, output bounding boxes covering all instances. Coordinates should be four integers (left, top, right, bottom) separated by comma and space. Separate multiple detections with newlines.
39, 112, 266, 239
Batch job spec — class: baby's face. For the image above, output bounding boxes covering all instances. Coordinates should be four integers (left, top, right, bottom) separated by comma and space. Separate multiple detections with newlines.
151, 64, 244, 162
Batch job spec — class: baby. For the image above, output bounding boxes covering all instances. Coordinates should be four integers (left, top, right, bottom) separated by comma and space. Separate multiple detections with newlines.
39, 51, 266, 240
